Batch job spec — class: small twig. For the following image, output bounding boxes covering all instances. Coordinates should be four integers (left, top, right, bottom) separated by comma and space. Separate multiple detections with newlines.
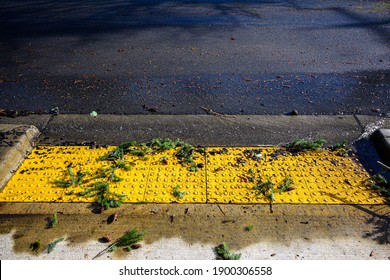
201, 106, 224, 116
201, 107, 235, 119
377, 161, 390, 171
217, 204, 226, 216
93, 243, 117, 260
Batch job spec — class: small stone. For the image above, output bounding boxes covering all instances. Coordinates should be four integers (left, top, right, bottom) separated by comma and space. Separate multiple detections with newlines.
291, 110, 298, 115
100, 236, 111, 243
107, 213, 118, 224
369, 250, 376, 257
90, 111, 98, 117
131, 243, 142, 250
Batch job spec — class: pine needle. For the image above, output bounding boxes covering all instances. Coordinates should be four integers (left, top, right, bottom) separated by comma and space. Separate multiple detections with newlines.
47, 237, 65, 254
93, 228, 145, 260
48, 212, 58, 228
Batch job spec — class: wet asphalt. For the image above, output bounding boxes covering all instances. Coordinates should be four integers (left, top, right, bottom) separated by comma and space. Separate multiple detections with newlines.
0, 0, 389, 116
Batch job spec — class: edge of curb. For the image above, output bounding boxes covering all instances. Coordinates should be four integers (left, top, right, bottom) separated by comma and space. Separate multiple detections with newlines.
0, 125, 40, 190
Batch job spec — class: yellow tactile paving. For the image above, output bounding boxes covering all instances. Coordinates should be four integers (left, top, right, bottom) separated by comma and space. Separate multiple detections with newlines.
0, 146, 150, 203
0, 145, 386, 204
205, 147, 265, 204
144, 149, 206, 203
295, 153, 384, 204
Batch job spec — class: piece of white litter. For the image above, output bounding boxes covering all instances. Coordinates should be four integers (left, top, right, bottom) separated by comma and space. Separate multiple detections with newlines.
90, 111, 98, 117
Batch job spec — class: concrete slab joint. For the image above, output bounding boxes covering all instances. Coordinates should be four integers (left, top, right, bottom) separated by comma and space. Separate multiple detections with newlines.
0, 125, 40, 190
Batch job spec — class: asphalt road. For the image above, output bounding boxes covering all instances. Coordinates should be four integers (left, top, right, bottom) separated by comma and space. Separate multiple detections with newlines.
0, 0, 389, 116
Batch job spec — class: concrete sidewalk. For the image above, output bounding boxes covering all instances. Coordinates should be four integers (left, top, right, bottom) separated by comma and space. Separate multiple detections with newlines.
0, 114, 389, 260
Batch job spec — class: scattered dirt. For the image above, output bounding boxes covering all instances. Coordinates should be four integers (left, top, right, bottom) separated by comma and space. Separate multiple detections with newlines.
0, 203, 388, 259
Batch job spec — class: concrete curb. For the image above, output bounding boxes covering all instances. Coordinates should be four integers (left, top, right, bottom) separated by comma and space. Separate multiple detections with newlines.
34, 114, 377, 146
371, 129, 390, 166
0, 124, 40, 190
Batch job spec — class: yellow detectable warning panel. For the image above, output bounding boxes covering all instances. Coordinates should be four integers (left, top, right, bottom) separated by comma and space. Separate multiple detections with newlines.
144, 149, 206, 203
205, 147, 385, 205
0, 146, 149, 203
0, 145, 386, 204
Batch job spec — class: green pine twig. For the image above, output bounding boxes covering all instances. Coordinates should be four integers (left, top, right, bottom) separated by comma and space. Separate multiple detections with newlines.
48, 212, 58, 228
285, 139, 326, 153
93, 228, 146, 260
47, 237, 65, 254
216, 242, 241, 260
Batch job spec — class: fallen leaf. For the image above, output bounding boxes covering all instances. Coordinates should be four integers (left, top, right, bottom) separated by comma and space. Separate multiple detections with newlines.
99, 236, 111, 243
107, 213, 118, 224
131, 243, 142, 250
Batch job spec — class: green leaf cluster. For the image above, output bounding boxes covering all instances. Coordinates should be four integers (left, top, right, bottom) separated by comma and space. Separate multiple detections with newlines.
245, 225, 254, 232
173, 185, 187, 199
329, 141, 348, 156
279, 176, 294, 193
216, 242, 241, 260
254, 178, 275, 202
285, 139, 326, 153
367, 174, 390, 202
98, 138, 204, 172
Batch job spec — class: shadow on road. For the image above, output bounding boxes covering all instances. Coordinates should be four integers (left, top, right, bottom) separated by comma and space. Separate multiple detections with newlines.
1, 0, 388, 42
352, 132, 390, 245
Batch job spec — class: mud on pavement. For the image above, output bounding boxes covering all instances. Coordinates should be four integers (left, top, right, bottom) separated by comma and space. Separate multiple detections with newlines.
0, 203, 389, 260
